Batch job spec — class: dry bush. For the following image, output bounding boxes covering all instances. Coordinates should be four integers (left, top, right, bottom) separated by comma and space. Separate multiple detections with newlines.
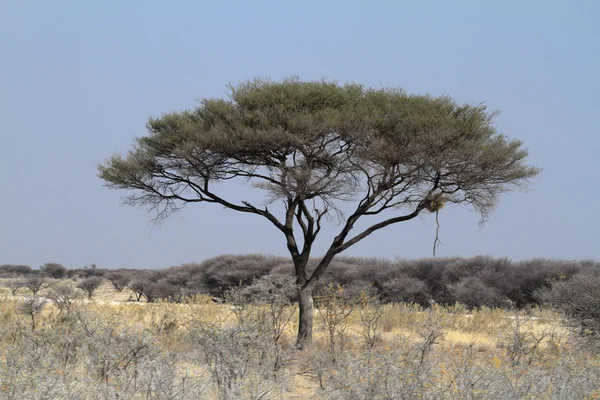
107, 271, 131, 292
322, 309, 449, 399
449, 277, 508, 309
0, 264, 33, 276
128, 278, 148, 301
6, 279, 25, 296
24, 275, 49, 295
355, 291, 385, 350
188, 322, 282, 400
188, 274, 297, 400
225, 275, 296, 373
1, 277, 600, 399
40, 262, 67, 279
1, 305, 210, 399
319, 307, 600, 400
18, 296, 47, 330
199, 254, 288, 297
379, 275, 431, 306
58, 255, 599, 313
77, 276, 103, 299
47, 283, 82, 314
536, 271, 600, 351
298, 285, 359, 390
315, 284, 356, 358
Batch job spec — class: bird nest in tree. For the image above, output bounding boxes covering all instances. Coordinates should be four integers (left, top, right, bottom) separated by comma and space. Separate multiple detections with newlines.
425, 193, 446, 213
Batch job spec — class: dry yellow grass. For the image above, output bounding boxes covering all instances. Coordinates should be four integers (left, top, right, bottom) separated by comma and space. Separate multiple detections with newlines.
0, 278, 566, 349
0, 278, 596, 399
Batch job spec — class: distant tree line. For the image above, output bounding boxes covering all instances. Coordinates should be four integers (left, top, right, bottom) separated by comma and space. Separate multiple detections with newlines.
2, 255, 599, 310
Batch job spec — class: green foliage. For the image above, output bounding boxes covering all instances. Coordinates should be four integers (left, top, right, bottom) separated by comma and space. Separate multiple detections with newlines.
99, 78, 539, 222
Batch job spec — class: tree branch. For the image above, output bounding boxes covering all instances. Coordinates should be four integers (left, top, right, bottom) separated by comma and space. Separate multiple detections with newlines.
337, 206, 424, 252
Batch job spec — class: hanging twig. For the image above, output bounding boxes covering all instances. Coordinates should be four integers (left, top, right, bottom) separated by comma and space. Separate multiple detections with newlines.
432, 210, 442, 257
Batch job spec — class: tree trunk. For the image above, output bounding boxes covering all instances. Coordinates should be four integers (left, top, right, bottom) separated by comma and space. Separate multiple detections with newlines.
296, 286, 315, 349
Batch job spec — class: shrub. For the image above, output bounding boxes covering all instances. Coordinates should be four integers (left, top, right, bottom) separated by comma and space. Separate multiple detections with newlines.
128, 279, 148, 301
125, 277, 182, 303
69, 267, 107, 279
41, 263, 67, 279
151, 255, 599, 310
232, 274, 296, 304
379, 275, 432, 306
77, 276, 103, 299
144, 280, 183, 303
315, 284, 356, 357
397, 258, 452, 304
6, 279, 25, 296
498, 259, 579, 307
315, 258, 385, 300
16, 255, 598, 312
107, 271, 131, 292
536, 271, 600, 346
24, 276, 49, 295
189, 322, 280, 399
225, 274, 296, 372
449, 277, 507, 309
19, 296, 47, 330
0, 264, 33, 275
47, 284, 82, 314
199, 254, 287, 296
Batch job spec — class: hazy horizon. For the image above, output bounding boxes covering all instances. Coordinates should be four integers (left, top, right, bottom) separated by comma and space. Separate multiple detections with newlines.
1, 1, 599, 269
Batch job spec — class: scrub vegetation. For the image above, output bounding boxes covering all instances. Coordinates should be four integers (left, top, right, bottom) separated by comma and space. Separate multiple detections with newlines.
1, 255, 599, 399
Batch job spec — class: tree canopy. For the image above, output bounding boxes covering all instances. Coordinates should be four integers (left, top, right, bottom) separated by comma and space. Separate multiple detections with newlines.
99, 78, 540, 346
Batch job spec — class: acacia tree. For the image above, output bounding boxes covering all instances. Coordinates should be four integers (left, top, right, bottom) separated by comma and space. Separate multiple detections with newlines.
98, 78, 539, 348
77, 276, 103, 299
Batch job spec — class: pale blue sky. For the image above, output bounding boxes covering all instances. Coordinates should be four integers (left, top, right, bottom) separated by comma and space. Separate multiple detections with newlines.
1, 1, 598, 269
